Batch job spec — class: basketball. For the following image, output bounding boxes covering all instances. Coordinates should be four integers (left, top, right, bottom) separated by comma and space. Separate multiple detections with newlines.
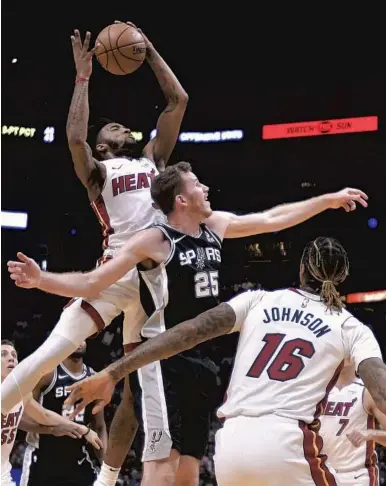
95, 23, 146, 75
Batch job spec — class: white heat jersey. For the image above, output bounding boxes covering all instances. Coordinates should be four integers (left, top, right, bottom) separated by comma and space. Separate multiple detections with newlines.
1, 401, 24, 484
91, 157, 166, 251
320, 382, 378, 474
217, 288, 382, 425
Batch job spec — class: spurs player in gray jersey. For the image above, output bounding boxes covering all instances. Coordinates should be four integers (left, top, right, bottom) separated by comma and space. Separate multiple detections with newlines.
9, 162, 369, 486
2, 24, 188, 486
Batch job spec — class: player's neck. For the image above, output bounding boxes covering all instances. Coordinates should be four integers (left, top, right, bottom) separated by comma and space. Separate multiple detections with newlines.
299, 284, 319, 296
62, 358, 84, 375
335, 368, 356, 389
167, 212, 201, 237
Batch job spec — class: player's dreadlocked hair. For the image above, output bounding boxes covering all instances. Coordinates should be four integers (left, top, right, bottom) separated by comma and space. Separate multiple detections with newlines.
301, 237, 349, 313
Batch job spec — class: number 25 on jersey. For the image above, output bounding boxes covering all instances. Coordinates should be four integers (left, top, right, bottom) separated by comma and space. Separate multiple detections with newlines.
247, 333, 315, 382
194, 271, 219, 298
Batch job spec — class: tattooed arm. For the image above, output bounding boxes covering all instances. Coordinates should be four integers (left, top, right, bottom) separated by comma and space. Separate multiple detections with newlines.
66, 30, 105, 201
358, 358, 386, 415
107, 303, 236, 382
142, 33, 188, 170
64, 303, 237, 414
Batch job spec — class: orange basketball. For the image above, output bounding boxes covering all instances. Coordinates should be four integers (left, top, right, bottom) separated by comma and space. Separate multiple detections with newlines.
95, 23, 146, 75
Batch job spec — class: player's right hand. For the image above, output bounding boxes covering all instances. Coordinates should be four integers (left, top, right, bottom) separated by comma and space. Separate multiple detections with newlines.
64, 370, 115, 417
7, 252, 41, 289
71, 30, 98, 78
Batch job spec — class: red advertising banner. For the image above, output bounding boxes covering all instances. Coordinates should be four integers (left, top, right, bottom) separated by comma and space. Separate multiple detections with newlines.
262, 116, 378, 140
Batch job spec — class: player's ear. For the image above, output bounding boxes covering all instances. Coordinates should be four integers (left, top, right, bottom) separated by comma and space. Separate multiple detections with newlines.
175, 194, 187, 207
96, 143, 109, 155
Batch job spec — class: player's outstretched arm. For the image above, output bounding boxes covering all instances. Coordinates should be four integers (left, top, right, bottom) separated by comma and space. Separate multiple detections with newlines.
358, 358, 386, 416
66, 29, 105, 200
24, 396, 103, 449
347, 429, 386, 447
136, 25, 188, 170
207, 188, 368, 239
7, 228, 168, 298
64, 303, 237, 416
346, 389, 386, 446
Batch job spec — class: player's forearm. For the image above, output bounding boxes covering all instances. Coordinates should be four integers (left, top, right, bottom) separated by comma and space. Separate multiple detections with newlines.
263, 194, 332, 232
358, 358, 386, 415
366, 430, 386, 446
37, 271, 95, 298
146, 47, 188, 107
66, 79, 90, 143
106, 303, 236, 383
19, 415, 54, 435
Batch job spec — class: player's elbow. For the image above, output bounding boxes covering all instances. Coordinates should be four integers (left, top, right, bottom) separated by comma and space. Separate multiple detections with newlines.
68, 138, 87, 152
179, 91, 189, 105
169, 91, 189, 108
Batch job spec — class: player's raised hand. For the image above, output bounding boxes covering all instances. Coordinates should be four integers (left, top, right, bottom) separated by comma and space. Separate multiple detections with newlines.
8, 252, 41, 288
70, 30, 98, 78
114, 20, 153, 49
64, 370, 115, 417
328, 188, 369, 212
346, 430, 367, 447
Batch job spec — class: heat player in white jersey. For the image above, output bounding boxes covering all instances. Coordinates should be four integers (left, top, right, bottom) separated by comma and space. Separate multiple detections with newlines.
320, 360, 386, 486
1, 340, 102, 486
1, 27, 188, 486
59, 237, 386, 486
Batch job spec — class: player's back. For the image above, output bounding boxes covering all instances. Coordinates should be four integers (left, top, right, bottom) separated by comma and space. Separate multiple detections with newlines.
92, 157, 165, 250
320, 381, 378, 476
218, 288, 352, 424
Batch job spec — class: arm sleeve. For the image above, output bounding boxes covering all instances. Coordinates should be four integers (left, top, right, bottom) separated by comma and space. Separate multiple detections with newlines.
227, 290, 266, 333
342, 317, 383, 371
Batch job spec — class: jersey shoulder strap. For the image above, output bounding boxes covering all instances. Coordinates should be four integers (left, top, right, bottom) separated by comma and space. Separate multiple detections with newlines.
200, 222, 222, 248
40, 367, 58, 398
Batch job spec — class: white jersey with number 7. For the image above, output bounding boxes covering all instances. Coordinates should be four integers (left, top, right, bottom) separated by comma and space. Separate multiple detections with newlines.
217, 288, 382, 425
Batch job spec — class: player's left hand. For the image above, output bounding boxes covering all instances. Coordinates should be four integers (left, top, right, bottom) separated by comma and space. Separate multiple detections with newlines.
328, 188, 368, 212
64, 370, 115, 417
346, 430, 367, 447
114, 20, 153, 50
8, 252, 41, 288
